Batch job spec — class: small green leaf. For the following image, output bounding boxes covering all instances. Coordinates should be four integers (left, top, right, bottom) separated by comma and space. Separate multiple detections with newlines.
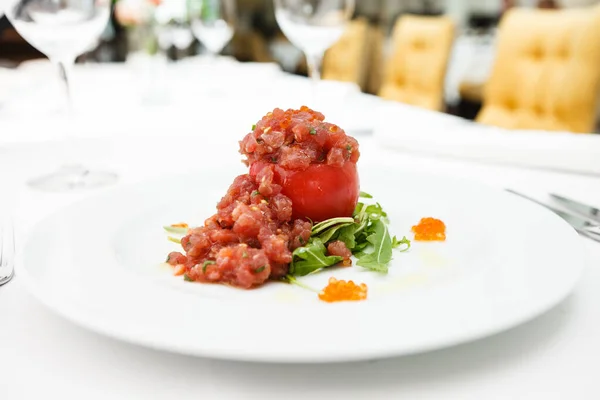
337, 224, 357, 249
284, 275, 320, 293
356, 219, 393, 273
251, 124, 256, 130
290, 238, 343, 276
167, 236, 182, 244
312, 217, 354, 236
255, 266, 265, 273
309, 128, 317, 135
164, 225, 188, 235
346, 145, 352, 151
365, 203, 388, 221
359, 191, 373, 199
353, 241, 369, 253
392, 236, 411, 252
252, 190, 260, 196
202, 260, 216, 273
317, 222, 353, 244
183, 274, 193, 282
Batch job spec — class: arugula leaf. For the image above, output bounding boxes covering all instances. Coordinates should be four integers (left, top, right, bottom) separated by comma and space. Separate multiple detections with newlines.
290, 238, 343, 276
356, 219, 393, 273
312, 217, 354, 236
336, 224, 357, 249
364, 203, 388, 222
392, 236, 411, 252
353, 241, 369, 253
317, 221, 353, 243
283, 193, 408, 278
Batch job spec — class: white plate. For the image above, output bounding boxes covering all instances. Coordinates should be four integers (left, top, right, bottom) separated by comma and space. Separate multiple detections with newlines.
19, 165, 586, 363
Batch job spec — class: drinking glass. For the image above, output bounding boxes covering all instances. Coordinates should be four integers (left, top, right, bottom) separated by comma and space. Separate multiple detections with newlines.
274, 0, 354, 82
188, 0, 235, 58
4, 0, 117, 192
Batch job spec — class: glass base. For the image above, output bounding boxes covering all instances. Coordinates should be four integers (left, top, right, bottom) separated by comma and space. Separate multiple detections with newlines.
0, 269, 14, 286
27, 165, 118, 192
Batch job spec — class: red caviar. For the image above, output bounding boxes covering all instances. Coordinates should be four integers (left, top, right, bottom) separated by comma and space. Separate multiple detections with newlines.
411, 217, 446, 241
318, 277, 368, 303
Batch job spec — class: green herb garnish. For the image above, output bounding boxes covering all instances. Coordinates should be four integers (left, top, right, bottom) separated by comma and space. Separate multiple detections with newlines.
251, 124, 256, 130
252, 190, 260, 196
392, 236, 411, 252
309, 128, 317, 135
183, 274, 193, 282
289, 238, 343, 276
163, 225, 188, 235
288, 193, 409, 277
255, 266, 265, 273
202, 260, 216, 273
355, 219, 392, 272
283, 275, 320, 293
167, 236, 182, 244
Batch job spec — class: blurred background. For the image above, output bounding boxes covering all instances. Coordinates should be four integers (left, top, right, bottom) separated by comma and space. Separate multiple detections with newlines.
1, 0, 600, 131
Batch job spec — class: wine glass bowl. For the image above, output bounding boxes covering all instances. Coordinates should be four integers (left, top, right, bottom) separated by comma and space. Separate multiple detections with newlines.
6, 0, 110, 64
188, 0, 236, 56
274, 0, 354, 81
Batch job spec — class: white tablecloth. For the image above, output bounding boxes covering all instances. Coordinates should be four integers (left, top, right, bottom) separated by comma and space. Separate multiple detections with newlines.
2, 58, 600, 399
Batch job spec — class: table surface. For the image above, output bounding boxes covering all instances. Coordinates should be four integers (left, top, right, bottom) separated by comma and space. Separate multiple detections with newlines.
1, 58, 600, 400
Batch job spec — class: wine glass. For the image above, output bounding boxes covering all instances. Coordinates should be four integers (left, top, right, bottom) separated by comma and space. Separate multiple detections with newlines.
4, 0, 117, 192
274, 0, 354, 82
188, 0, 235, 60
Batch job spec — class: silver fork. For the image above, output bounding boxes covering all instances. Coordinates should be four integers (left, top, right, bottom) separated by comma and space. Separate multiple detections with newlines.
0, 219, 15, 286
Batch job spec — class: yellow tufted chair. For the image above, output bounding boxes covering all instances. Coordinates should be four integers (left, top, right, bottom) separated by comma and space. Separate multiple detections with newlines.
322, 18, 370, 90
378, 15, 455, 111
477, 6, 600, 133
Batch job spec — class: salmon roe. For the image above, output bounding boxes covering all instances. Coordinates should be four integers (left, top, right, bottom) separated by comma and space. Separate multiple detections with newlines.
411, 217, 446, 241
318, 277, 368, 303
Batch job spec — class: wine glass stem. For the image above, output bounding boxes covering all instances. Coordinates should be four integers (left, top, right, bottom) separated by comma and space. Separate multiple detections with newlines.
306, 52, 323, 82
306, 52, 323, 106
56, 60, 74, 117
55, 59, 84, 176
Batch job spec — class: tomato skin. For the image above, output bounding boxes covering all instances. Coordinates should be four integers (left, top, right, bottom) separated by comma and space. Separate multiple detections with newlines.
280, 162, 359, 222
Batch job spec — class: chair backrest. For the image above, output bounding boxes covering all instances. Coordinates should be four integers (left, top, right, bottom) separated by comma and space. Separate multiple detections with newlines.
378, 15, 455, 111
365, 25, 385, 95
322, 18, 370, 90
477, 6, 600, 133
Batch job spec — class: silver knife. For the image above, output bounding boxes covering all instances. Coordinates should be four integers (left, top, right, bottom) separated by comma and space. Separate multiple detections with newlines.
506, 189, 600, 242
550, 193, 600, 223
